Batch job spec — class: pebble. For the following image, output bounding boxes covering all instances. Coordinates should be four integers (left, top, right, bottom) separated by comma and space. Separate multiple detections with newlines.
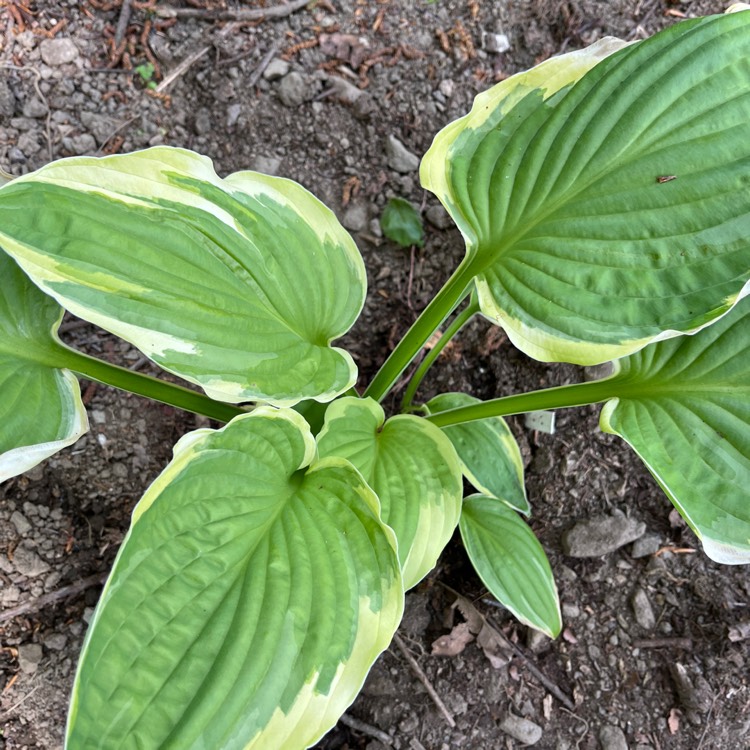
631, 532, 661, 558
342, 203, 369, 232
483, 31, 511, 54
278, 71, 309, 107
17, 131, 41, 156
385, 135, 420, 173
631, 587, 656, 630
499, 715, 542, 745
226, 103, 242, 127
12, 542, 50, 578
69, 133, 97, 155
263, 58, 290, 81
326, 75, 364, 105
43, 632, 68, 651
251, 154, 281, 175
22, 98, 48, 119
0, 77, 16, 117
425, 204, 452, 229
561, 512, 645, 557
40, 37, 79, 66
18, 643, 43, 674
599, 724, 628, 750
80, 111, 125, 145
10, 510, 31, 536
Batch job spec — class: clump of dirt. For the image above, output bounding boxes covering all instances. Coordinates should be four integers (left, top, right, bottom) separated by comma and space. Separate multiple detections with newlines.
1, 2, 748, 749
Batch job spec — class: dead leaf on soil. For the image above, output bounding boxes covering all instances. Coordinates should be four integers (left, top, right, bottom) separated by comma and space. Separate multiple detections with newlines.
431, 621, 474, 656
319, 33, 370, 68
668, 707, 681, 734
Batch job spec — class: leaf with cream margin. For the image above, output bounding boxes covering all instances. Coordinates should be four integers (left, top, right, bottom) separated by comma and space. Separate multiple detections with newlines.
421, 11, 750, 365
460, 494, 561, 638
316, 397, 463, 589
0, 250, 87, 482
66, 407, 403, 750
599, 296, 750, 564
0, 147, 365, 407
425, 392, 529, 514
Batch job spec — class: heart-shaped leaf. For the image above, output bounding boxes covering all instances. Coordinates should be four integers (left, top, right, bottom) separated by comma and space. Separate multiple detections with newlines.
0, 147, 365, 406
460, 494, 561, 638
0, 251, 87, 481
600, 296, 750, 564
317, 397, 462, 589
422, 12, 750, 364
425, 392, 529, 514
67, 408, 403, 749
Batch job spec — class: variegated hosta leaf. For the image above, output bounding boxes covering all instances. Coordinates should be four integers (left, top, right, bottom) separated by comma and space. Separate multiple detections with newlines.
0, 250, 87, 481
0, 147, 366, 407
460, 494, 561, 638
421, 11, 750, 365
67, 408, 403, 750
599, 297, 750, 564
316, 397, 462, 589
424, 392, 529, 514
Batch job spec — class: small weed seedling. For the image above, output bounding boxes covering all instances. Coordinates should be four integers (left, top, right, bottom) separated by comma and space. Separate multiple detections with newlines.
1, 9, 749, 749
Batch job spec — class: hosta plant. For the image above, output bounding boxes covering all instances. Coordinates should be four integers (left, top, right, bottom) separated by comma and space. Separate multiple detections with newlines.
1, 8, 749, 749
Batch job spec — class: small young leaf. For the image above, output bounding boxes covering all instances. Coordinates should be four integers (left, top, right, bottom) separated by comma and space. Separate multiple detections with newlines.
599, 296, 750, 564
460, 494, 562, 638
317, 397, 462, 589
424, 392, 529, 514
0, 251, 87, 481
67, 408, 403, 750
380, 197, 425, 248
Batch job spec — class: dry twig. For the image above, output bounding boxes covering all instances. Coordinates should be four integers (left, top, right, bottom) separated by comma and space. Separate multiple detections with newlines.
392, 632, 456, 727
339, 713, 393, 745
153, 0, 311, 22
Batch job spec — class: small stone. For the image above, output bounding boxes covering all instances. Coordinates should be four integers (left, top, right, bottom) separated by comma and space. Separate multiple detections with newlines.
342, 203, 368, 232
263, 58, 290, 81
499, 715, 542, 745
483, 32, 511, 54
631, 532, 661, 558
251, 154, 281, 176
194, 108, 212, 135
22, 98, 48, 119
561, 512, 645, 557
385, 135, 420, 173
326, 75, 363, 105
12, 542, 50, 578
526, 628, 550, 653
425, 204, 452, 230
0, 77, 16, 117
398, 713, 419, 733
40, 37, 79, 66
226, 103, 242, 127
599, 724, 628, 750
17, 131, 41, 156
70, 133, 97, 155
631, 587, 656, 630
18, 643, 43, 674
10, 511, 32, 536
80, 112, 126, 145
278, 71, 309, 107
43, 632, 68, 651
438, 79, 455, 98
562, 602, 580, 620
1, 584, 21, 606
8, 146, 26, 164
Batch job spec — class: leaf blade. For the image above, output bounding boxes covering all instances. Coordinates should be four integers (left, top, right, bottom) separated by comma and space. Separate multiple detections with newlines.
66, 408, 403, 750
0, 147, 366, 406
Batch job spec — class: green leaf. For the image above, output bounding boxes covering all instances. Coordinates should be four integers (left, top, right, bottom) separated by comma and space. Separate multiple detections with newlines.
317, 397, 462, 589
380, 198, 425, 248
67, 408, 403, 750
0, 251, 87, 481
421, 12, 750, 365
0, 147, 366, 407
599, 296, 750, 564
424, 392, 529, 514
460, 494, 561, 638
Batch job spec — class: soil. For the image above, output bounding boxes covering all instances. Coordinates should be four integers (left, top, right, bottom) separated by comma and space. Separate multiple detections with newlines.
1, 1, 749, 749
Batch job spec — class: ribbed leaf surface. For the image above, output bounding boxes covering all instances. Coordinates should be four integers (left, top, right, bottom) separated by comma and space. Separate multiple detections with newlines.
67, 408, 402, 750
422, 12, 750, 364
600, 297, 750, 564
425, 392, 529, 514
460, 495, 561, 638
316, 397, 462, 589
0, 147, 365, 406
0, 251, 87, 480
